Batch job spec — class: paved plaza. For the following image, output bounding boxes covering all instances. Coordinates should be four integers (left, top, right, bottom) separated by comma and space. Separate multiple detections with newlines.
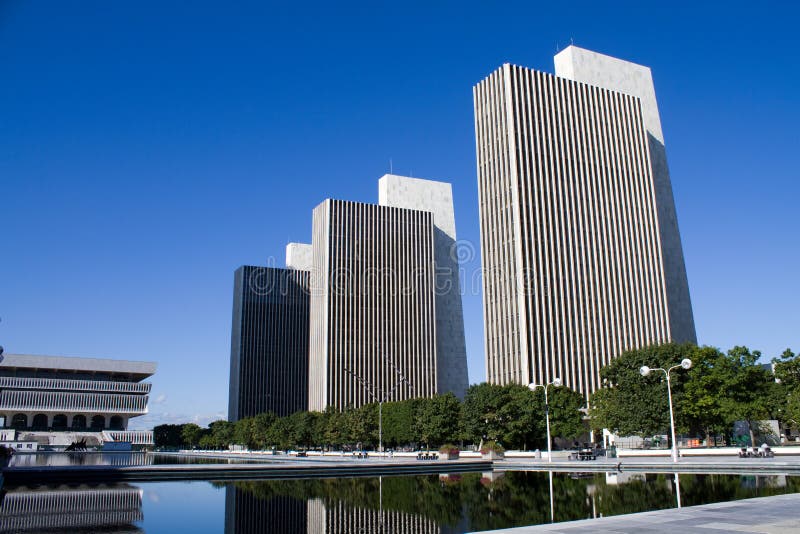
478, 492, 800, 533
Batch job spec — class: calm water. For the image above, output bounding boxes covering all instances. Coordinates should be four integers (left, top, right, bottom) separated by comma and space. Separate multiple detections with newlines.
8, 452, 277, 467
1, 471, 798, 533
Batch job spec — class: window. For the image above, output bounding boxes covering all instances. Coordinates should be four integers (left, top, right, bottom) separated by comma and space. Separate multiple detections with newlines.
72, 414, 87, 430
90, 415, 105, 430
11, 414, 27, 429
52, 414, 68, 430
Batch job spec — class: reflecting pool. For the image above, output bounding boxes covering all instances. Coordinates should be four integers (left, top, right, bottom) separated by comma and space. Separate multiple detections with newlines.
8, 452, 277, 468
1, 471, 798, 533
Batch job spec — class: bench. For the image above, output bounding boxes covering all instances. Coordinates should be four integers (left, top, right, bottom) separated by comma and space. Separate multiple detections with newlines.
568, 450, 597, 461
416, 452, 439, 461
738, 446, 774, 458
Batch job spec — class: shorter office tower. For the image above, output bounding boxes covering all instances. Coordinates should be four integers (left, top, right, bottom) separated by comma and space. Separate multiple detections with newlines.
309, 198, 438, 411
0, 353, 156, 446
228, 265, 310, 420
229, 175, 469, 415
308, 175, 469, 411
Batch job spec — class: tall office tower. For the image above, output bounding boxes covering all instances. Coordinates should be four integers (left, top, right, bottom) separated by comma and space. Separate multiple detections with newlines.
378, 174, 469, 399
474, 46, 696, 399
228, 265, 310, 420
308, 198, 438, 411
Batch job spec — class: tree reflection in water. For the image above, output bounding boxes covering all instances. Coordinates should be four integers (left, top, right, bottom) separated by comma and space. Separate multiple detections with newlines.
223, 471, 800, 533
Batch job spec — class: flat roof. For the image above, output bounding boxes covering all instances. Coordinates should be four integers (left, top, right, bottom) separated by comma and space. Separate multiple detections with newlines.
0, 354, 157, 379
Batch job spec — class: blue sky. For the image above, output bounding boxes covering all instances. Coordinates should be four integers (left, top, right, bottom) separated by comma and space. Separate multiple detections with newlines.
1, 1, 798, 428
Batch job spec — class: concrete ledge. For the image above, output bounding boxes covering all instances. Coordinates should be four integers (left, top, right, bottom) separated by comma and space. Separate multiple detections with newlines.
2, 459, 493, 484
498, 457, 800, 475
475, 492, 800, 533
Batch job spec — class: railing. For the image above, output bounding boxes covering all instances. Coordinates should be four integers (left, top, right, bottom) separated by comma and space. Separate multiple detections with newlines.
102, 430, 154, 445
0, 390, 149, 414
0, 376, 151, 394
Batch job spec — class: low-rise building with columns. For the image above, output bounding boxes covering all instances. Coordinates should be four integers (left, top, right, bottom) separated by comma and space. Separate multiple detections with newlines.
0, 353, 156, 447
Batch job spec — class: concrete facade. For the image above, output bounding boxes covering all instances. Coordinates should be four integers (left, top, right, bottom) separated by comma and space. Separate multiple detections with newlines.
474, 48, 695, 399
554, 45, 696, 344
0, 354, 155, 434
286, 242, 313, 271
378, 174, 469, 399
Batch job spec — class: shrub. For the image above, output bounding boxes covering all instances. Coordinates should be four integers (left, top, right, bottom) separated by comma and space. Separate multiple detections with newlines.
480, 441, 505, 454
439, 443, 459, 454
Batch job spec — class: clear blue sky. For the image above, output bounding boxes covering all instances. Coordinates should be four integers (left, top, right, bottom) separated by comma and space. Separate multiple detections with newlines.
1, 1, 798, 428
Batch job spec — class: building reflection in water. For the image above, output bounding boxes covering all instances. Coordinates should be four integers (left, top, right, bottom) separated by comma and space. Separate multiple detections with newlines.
224, 471, 798, 534
224, 486, 308, 534
225, 479, 439, 534
0, 483, 144, 533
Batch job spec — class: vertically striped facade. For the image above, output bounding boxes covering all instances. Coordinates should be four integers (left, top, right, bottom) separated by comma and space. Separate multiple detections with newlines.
378, 175, 470, 399
229, 266, 310, 420
307, 498, 440, 534
309, 199, 437, 411
474, 54, 693, 399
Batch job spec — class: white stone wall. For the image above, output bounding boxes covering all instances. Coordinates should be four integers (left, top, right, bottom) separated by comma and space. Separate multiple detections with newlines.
378, 174, 469, 399
475, 62, 673, 397
286, 242, 313, 271
554, 46, 696, 344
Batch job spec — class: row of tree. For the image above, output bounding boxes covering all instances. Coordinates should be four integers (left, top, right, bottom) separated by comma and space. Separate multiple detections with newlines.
154, 382, 585, 451
591, 344, 799, 445
154, 343, 799, 451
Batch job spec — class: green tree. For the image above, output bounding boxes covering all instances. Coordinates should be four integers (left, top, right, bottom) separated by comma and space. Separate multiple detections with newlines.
590, 343, 695, 438
250, 412, 277, 449
321, 406, 346, 448
415, 393, 461, 448
153, 424, 185, 448
342, 404, 375, 446
497, 384, 541, 450
264, 417, 294, 450
233, 417, 255, 448
382, 399, 419, 447
721, 346, 781, 445
773, 349, 800, 433
773, 348, 800, 387
181, 423, 205, 448
287, 411, 318, 449
680, 346, 730, 444
207, 420, 235, 449
461, 383, 508, 445
547, 386, 586, 442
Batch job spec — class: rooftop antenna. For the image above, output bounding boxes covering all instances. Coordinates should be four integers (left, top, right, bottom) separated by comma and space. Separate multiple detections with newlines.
570, 36, 575, 46
389, 158, 393, 174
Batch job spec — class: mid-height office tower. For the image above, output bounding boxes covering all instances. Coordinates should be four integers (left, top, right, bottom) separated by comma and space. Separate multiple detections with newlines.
474, 46, 696, 399
308, 175, 469, 411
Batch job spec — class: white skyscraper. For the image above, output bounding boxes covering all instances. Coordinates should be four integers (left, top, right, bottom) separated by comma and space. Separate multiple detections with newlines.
474, 46, 696, 399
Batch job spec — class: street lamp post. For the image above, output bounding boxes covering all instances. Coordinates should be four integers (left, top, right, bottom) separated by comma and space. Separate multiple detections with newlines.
639, 358, 692, 463
344, 359, 412, 455
528, 378, 562, 463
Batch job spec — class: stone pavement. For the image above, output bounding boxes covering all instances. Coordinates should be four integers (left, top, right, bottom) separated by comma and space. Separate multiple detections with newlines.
476, 493, 800, 533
